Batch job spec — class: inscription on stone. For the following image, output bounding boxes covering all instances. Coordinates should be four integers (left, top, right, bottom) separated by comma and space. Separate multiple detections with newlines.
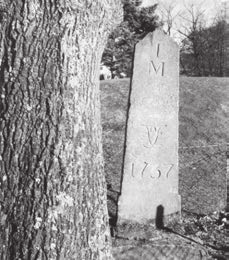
118, 30, 181, 224
143, 125, 161, 148
131, 162, 174, 179
149, 43, 165, 76
149, 60, 165, 76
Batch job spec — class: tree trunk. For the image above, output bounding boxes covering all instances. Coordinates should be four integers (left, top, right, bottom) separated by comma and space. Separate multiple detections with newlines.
0, 1, 122, 259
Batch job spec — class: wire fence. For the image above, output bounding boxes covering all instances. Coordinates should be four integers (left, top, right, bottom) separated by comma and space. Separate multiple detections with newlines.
179, 142, 228, 212
179, 142, 228, 170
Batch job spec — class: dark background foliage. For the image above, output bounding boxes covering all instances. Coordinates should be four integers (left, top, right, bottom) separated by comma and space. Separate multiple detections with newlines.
180, 20, 228, 76
101, 0, 160, 78
102, 1, 229, 77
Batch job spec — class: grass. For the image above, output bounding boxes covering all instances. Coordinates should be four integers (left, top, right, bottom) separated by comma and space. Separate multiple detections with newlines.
100, 77, 229, 222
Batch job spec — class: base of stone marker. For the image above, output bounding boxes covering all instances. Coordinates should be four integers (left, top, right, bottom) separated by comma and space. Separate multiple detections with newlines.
116, 211, 181, 240
118, 193, 181, 225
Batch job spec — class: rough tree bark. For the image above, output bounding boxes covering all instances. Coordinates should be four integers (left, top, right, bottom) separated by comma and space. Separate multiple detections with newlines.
0, 0, 122, 259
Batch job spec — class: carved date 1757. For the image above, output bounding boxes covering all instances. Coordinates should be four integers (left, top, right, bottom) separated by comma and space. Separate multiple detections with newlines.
131, 162, 174, 179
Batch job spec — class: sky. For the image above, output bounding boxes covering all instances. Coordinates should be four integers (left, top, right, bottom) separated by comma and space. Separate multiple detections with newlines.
140, 0, 229, 21
141, 0, 226, 13
140, 0, 229, 41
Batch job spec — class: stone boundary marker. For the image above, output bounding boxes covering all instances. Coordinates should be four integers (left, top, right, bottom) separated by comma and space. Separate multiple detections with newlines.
118, 29, 181, 224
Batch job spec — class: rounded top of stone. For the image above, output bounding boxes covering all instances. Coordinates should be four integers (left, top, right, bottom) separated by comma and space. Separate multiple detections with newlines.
136, 29, 179, 50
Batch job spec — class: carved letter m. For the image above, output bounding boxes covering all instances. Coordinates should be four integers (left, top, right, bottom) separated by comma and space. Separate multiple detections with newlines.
150, 60, 165, 76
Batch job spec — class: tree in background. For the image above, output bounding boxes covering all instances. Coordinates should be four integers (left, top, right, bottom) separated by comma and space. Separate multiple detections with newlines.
102, 0, 160, 78
179, 3, 228, 76
157, 2, 181, 36
178, 3, 206, 76
180, 21, 227, 76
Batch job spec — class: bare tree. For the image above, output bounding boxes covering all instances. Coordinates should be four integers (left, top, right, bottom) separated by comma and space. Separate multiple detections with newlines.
178, 2, 208, 75
0, 0, 122, 259
158, 2, 181, 36
179, 1, 229, 76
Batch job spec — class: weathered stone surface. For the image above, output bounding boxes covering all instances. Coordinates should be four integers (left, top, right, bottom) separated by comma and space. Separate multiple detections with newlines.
118, 29, 181, 224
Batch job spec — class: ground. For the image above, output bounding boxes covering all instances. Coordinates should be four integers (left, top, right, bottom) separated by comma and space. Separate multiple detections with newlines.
100, 77, 229, 259
111, 210, 228, 259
